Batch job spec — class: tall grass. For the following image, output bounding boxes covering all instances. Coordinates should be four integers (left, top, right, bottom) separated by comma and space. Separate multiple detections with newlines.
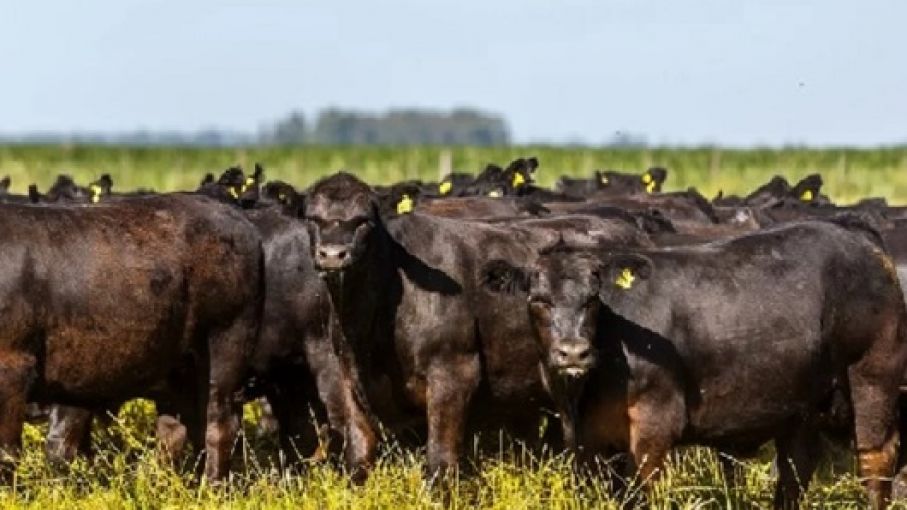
2, 145, 907, 204
0, 400, 897, 508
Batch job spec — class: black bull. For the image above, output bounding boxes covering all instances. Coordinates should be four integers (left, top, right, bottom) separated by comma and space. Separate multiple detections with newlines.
0, 194, 262, 480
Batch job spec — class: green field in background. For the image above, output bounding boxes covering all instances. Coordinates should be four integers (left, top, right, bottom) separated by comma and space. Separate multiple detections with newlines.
2, 145, 907, 203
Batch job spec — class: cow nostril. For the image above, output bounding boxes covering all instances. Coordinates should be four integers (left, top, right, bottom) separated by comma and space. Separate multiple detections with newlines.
317, 249, 328, 259
337, 250, 348, 260
577, 348, 592, 361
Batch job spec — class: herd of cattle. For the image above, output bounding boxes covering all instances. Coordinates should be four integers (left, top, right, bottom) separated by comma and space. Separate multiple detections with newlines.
2, 158, 907, 508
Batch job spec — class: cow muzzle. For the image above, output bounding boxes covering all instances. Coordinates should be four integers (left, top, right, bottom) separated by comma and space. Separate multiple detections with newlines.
314, 243, 354, 272
550, 338, 596, 378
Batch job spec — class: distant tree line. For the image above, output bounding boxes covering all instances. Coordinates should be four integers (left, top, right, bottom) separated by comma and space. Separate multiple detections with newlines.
0, 108, 511, 147
260, 108, 510, 146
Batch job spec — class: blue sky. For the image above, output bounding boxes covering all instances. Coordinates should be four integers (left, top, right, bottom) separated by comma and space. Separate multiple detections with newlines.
1, 0, 904, 146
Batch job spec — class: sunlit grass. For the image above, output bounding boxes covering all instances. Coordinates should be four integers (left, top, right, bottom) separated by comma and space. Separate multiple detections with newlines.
0, 400, 901, 509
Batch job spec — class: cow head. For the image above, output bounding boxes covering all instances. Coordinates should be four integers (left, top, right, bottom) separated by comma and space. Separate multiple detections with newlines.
87, 174, 113, 203
303, 172, 378, 273
482, 252, 600, 380
482, 250, 652, 380
46, 174, 87, 202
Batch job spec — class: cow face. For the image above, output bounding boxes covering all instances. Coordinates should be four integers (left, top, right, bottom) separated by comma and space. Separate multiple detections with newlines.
483, 251, 653, 380
303, 172, 378, 273
528, 255, 602, 379
482, 254, 602, 379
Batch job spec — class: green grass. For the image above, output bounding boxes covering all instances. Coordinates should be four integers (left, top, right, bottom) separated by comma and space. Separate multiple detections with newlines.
2, 144, 907, 508
2, 144, 907, 204
0, 401, 887, 509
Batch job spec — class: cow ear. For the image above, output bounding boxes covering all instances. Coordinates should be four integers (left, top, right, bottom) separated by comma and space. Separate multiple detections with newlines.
647, 167, 667, 188
481, 259, 531, 295
598, 254, 652, 294
0, 176, 10, 191
792, 173, 822, 202
99, 174, 113, 190
526, 157, 539, 173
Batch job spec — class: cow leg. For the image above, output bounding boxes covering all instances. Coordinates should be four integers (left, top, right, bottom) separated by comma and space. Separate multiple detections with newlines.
155, 413, 189, 465
45, 405, 94, 465
626, 398, 682, 495
266, 383, 323, 466
304, 338, 377, 483
157, 388, 204, 467
850, 376, 899, 509
203, 322, 252, 482
0, 353, 35, 479
773, 424, 820, 509
425, 354, 481, 478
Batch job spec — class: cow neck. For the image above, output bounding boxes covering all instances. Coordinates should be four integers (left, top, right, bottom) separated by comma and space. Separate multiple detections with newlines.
323, 223, 397, 363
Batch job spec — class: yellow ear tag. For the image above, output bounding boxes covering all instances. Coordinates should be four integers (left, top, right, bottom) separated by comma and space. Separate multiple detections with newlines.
615, 268, 636, 290
600, 174, 609, 185
89, 184, 102, 204
512, 172, 526, 188
277, 192, 287, 203
487, 189, 502, 198
439, 180, 452, 195
800, 189, 814, 201
396, 194, 414, 214
228, 186, 240, 199
641, 173, 656, 193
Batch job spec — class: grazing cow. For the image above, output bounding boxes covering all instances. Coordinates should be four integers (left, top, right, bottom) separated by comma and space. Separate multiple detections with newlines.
457, 157, 539, 197
556, 167, 668, 198
713, 173, 829, 208
482, 217, 907, 509
0, 194, 263, 481
301, 171, 652, 476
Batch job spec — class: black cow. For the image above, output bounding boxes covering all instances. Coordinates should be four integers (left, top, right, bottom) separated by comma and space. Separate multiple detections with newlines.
482, 217, 907, 508
0, 194, 263, 481
713, 173, 830, 208
301, 171, 652, 476
241, 201, 377, 478
556, 167, 668, 198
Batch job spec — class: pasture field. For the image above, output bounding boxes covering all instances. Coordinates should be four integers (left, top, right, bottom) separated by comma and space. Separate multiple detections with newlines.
2, 144, 907, 509
2, 144, 907, 203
